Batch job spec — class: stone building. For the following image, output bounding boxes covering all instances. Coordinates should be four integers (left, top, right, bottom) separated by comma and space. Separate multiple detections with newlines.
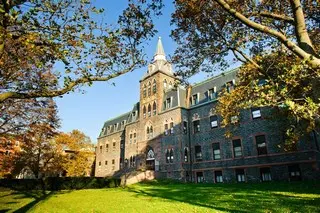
95, 38, 320, 183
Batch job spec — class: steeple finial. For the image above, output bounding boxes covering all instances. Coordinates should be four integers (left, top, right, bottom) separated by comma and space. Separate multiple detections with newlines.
154, 36, 166, 61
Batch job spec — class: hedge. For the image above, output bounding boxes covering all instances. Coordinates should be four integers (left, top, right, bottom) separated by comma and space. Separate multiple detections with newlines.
0, 177, 121, 191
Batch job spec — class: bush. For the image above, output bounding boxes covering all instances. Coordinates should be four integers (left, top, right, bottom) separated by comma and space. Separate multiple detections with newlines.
0, 177, 121, 191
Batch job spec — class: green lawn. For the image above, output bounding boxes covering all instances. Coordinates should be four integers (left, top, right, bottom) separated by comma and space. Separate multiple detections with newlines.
1, 181, 319, 213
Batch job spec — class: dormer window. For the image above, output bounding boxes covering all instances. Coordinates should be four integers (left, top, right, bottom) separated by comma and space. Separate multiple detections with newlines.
169, 81, 173, 89
132, 111, 136, 117
208, 87, 217, 100
192, 94, 198, 105
166, 98, 172, 109
226, 80, 235, 93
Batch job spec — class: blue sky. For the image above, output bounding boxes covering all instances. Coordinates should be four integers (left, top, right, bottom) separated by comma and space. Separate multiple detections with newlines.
54, 1, 238, 143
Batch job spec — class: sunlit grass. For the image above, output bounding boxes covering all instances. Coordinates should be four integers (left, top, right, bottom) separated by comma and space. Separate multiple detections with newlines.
1, 181, 319, 212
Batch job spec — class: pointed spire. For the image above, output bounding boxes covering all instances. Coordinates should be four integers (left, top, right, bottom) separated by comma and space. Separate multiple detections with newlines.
154, 37, 166, 61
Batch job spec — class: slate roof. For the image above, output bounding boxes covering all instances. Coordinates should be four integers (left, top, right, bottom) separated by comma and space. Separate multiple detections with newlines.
189, 68, 238, 107
98, 102, 140, 138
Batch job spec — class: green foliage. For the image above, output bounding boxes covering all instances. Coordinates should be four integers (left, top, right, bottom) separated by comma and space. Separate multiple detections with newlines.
0, 0, 164, 102
0, 177, 121, 191
171, 0, 320, 144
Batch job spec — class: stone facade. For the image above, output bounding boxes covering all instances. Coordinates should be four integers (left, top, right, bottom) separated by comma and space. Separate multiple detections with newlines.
95, 38, 320, 183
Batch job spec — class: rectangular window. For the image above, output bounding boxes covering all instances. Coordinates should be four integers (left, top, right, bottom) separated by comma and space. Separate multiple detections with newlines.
260, 168, 272, 181
164, 124, 168, 136
196, 172, 204, 183
236, 169, 245, 182
183, 121, 188, 134
192, 94, 198, 105
170, 122, 174, 134
252, 108, 261, 119
288, 164, 301, 181
195, 145, 202, 161
208, 87, 217, 100
130, 134, 133, 144
99, 161, 101, 166
212, 143, 221, 160
193, 120, 200, 134
113, 142, 116, 149
112, 159, 115, 165
256, 135, 267, 155
99, 145, 102, 153
105, 161, 108, 165
210, 115, 218, 128
215, 171, 223, 183
105, 144, 109, 152
232, 139, 243, 157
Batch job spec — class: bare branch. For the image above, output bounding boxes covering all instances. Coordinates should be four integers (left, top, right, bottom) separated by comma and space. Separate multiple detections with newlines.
0, 64, 137, 103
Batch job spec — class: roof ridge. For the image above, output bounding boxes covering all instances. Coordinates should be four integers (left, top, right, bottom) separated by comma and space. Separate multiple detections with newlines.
192, 67, 239, 87
103, 111, 131, 124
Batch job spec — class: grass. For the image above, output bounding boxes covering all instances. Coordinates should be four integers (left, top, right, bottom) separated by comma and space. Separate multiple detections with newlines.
0, 181, 319, 213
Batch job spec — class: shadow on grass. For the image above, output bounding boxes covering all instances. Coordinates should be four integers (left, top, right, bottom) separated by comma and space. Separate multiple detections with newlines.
127, 181, 320, 213
12, 191, 55, 213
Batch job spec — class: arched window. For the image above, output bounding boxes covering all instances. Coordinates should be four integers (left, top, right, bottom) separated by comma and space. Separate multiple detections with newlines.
148, 82, 151, 96
165, 149, 170, 163
130, 156, 133, 167
163, 79, 167, 88
143, 106, 146, 118
147, 126, 150, 134
153, 102, 157, 115
143, 84, 146, 98
184, 147, 189, 162
152, 79, 157, 94
169, 149, 174, 163
132, 156, 136, 167
150, 126, 153, 138
148, 104, 151, 117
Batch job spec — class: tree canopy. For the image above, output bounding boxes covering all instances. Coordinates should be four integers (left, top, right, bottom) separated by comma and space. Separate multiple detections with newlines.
0, 0, 163, 103
171, 0, 319, 142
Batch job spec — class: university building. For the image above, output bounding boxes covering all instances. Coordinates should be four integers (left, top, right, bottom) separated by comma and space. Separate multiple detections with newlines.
95, 38, 320, 183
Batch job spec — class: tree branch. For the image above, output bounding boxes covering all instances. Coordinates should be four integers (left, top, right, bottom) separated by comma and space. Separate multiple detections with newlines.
213, 0, 320, 68
0, 64, 137, 103
289, 0, 317, 56
249, 11, 294, 24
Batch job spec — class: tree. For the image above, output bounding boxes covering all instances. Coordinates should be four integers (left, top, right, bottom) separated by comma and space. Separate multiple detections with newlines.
9, 104, 61, 178
0, 0, 163, 103
0, 98, 58, 136
54, 130, 95, 177
171, 0, 319, 142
